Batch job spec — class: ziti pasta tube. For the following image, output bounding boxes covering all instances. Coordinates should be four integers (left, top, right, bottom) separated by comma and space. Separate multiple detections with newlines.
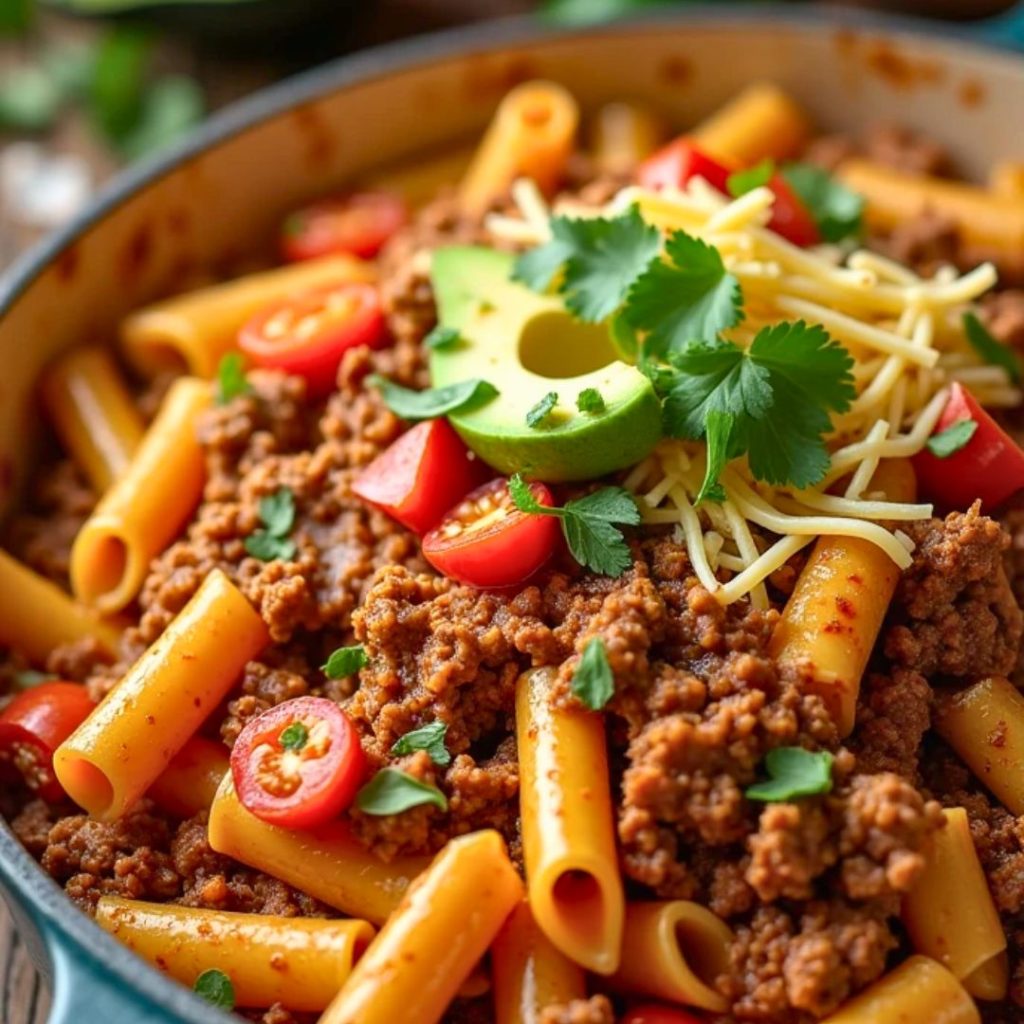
492, 901, 586, 1024
459, 80, 579, 216
0, 548, 121, 663
147, 735, 230, 819
609, 901, 732, 1012
320, 829, 523, 1024
208, 775, 430, 924
54, 569, 267, 820
989, 161, 1024, 199
821, 955, 980, 1024
40, 345, 145, 494
70, 375, 209, 614
121, 254, 375, 378
770, 459, 915, 737
95, 898, 374, 1011
935, 676, 1024, 815
515, 667, 625, 975
591, 101, 664, 176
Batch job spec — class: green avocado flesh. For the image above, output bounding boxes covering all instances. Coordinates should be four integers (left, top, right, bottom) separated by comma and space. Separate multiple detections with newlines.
429, 246, 662, 482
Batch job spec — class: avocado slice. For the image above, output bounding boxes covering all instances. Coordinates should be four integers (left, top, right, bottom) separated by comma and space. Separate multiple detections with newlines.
429, 246, 662, 482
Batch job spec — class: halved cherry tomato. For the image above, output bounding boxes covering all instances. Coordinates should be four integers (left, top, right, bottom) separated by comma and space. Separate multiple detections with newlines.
422, 477, 561, 589
239, 281, 386, 397
0, 682, 94, 802
912, 381, 1024, 511
621, 1005, 705, 1024
281, 191, 407, 262
352, 419, 489, 535
636, 139, 733, 195
231, 696, 366, 829
765, 172, 822, 247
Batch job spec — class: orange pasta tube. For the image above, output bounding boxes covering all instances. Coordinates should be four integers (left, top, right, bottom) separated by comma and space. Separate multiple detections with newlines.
935, 676, 1024, 815
321, 829, 523, 1024
610, 901, 732, 1012
54, 569, 267, 820
95, 897, 373, 1012
990, 161, 1024, 199
208, 775, 430, 924
120, 254, 375, 377
770, 459, 915, 737
0, 548, 121, 663
515, 667, 624, 975
692, 82, 810, 165
591, 101, 665, 176
821, 955, 979, 1024
363, 144, 477, 209
459, 80, 579, 215
902, 808, 1006, 999
492, 901, 586, 1024
70, 376, 209, 614
39, 345, 145, 494
147, 736, 229, 819
839, 159, 1024, 278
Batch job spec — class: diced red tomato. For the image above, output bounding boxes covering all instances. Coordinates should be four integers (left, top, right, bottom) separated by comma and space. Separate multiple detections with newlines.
239, 281, 386, 397
912, 382, 1024, 511
352, 419, 490, 535
281, 191, 407, 262
765, 173, 822, 247
636, 138, 733, 195
0, 682, 94, 802
231, 696, 366, 829
422, 478, 561, 589
621, 1005, 705, 1024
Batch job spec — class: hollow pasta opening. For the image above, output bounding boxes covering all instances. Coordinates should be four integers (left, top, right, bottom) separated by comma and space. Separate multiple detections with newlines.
552, 869, 606, 947
673, 916, 732, 992
81, 532, 130, 604
60, 756, 115, 819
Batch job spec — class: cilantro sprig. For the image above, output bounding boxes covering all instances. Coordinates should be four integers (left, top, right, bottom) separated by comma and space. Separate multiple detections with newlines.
244, 487, 297, 562
745, 747, 834, 802
508, 474, 639, 577
193, 969, 235, 1011
926, 419, 977, 458
571, 636, 614, 710
392, 721, 451, 766
356, 768, 448, 815
780, 163, 864, 244
323, 645, 369, 679
964, 312, 1021, 385
526, 391, 559, 428
369, 375, 498, 421
216, 352, 251, 405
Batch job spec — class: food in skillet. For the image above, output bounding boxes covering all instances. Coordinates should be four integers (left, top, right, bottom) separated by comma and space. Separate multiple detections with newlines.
4, 78, 1024, 1024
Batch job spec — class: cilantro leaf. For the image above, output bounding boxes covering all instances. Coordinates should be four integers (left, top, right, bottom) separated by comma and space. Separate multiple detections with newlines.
245, 487, 297, 562
369, 375, 498, 421
926, 419, 978, 458
12, 670, 55, 692
576, 387, 605, 414
194, 969, 235, 1011
119, 75, 205, 161
356, 768, 448, 815
512, 224, 575, 293
728, 159, 775, 198
526, 391, 559, 428
571, 636, 614, 710
216, 352, 251, 405
780, 163, 864, 243
964, 312, 1021, 385
392, 721, 451, 766
745, 747, 834, 802
323, 645, 369, 679
0, 67, 61, 132
625, 231, 744, 358
424, 325, 462, 351
244, 533, 297, 562
696, 409, 731, 504
279, 722, 308, 751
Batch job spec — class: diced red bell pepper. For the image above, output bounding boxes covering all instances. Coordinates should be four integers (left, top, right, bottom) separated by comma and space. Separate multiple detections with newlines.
636, 138, 733, 195
765, 172, 822, 247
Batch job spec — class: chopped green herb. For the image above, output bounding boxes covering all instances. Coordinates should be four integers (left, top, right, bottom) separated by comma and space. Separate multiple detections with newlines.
926, 419, 978, 458
964, 312, 1021, 385
12, 670, 56, 692
119, 75, 204, 160
727, 159, 775, 198
541, 0, 671, 25
625, 230, 744, 359
279, 722, 308, 752
323, 645, 369, 680
576, 388, 606, 414
0, 0, 32, 35
780, 163, 864, 243
42, 43, 97, 102
356, 768, 448, 815
216, 352, 251, 405
746, 747, 835, 802
424, 325, 463, 351
90, 27, 152, 143
244, 533, 296, 561
571, 636, 614, 710
696, 410, 730, 504
392, 721, 451, 766
509, 474, 639, 577
0, 67, 62, 132
369, 375, 498, 422
244, 487, 297, 562
526, 391, 559, 428
193, 969, 235, 1011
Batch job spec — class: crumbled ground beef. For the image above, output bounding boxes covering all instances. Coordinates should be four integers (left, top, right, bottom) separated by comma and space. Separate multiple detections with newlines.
849, 669, 932, 781
538, 995, 615, 1024
801, 122, 953, 178
877, 207, 961, 278
983, 290, 1024, 351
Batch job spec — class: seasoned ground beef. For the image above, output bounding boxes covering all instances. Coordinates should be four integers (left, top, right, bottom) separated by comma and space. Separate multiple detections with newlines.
538, 996, 615, 1024
801, 122, 953, 178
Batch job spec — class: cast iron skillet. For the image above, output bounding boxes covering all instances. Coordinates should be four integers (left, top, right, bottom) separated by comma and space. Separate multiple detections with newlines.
2, 5, 1024, 1023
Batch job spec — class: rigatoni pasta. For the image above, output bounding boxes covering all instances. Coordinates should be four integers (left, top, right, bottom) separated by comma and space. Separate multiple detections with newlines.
147, 736, 230, 819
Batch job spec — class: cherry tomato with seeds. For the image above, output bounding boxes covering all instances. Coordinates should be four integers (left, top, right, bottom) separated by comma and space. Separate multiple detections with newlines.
636, 139, 733, 195
621, 1004, 706, 1024
239, 281, 387, 397
352, 418, 490, 535
231, 696, 366, 829
281, 192, 407, 262
0, 682, 95, 802
422, 477, 561, 589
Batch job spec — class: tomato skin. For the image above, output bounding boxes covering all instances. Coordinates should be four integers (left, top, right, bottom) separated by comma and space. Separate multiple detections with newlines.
766, 173, 822, 247
231, 697, 366, 829
352, 419, 489, 535
0, 682, 94, 802
281, 191, 407, 262
912, 382, 1024, 511
239, 281, 387, 397
422, 478, 561, 589
621, 1004, 705, 1024
636, 139, 733, 195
